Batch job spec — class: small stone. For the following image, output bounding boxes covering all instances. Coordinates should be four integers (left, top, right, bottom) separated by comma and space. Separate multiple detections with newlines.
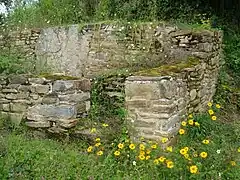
2, 89, 18, 93
2, 104, 10, 111
0, 99, 11, 103
35, 84, 50, 94
29, 78, 46, 84
10, 103, 28, 112
59, 119, 78, 128
42, 93, 59, 104
9, 75, 28, 84
190, 89, 197, 101
6, 94, 17, 100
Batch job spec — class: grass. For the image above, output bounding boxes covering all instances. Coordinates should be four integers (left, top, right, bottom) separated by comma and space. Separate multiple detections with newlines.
0, 103, 239, 179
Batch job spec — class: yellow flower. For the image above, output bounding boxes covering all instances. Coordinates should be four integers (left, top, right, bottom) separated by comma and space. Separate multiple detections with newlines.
207, 102, 212, 107
139, 151, 145, 155
166, 161, 174, 168
146, 149, 151, 154
184, 154, 191, 160
139, 144, 145, 150
154, 159, 159, 165
195, 122, 200, 126
180, 148, 187, 155
181, 121, 187, 126
216, 104, 221, 109
158, 156, 166, 162
151, 144, 157, 149
166, 146, 173, 152
95, 142, 101, 147
238, 147, 240, 153
95, 138, 101, 142
179, 129, 185, 135
161, 137, 168, 143
202, 139, 210, 144
184, 147, 189, 152
90, 128, 96, 133
211, 116, 217, 121
138, 154, 145, 160
146, 155, 150, 160
188, 114, 193, 118
97, 151, 103, 156
190, 165, 198, 174
129, 143, 135, 150
230, 161, 236, 166
200, 152, 208, 158
114, 151, 120, 156
118, 143, 124, 149
208, 109, 214, 115
87, 146, 93, 153
102, 123, 109, 127
188, 119, 194, 125
140, 137, 144, 141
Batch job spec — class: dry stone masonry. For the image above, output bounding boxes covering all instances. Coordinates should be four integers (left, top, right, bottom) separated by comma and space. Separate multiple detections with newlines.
0, 75, 91, 133
0, 22, 222, 141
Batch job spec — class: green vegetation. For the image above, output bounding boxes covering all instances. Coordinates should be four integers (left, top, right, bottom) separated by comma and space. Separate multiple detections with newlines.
0, 104, 239, 179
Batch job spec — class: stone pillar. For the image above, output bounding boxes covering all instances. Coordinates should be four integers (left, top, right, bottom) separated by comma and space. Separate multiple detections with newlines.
125, 76, 188, 141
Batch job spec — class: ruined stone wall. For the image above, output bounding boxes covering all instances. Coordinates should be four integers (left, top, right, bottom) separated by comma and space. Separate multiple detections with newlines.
125, 29, 222, 141
0, 75, 90, 133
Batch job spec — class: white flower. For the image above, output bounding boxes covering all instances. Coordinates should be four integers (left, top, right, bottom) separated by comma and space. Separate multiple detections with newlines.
218, 172, 222, 177
216, 149, 221, 154
132, 161, 136, 166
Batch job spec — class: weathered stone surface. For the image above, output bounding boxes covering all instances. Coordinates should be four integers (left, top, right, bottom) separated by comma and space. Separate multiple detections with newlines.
2, 89, 18, 93
126, 99, 149, 109
58, 92, 90, 102
27, 104, 77, 121
58, 119, 78, 128
9, 75, 28, 84
29, 78, 46, 84
6, 93, 17, 100
190, 89, 197, 101
2, 104, 10, 111
151, 104, 176, 114
10, 103, 28, 112
0, 99, 11, 103
8, 113, 24, 126
35, 84, 50, 94
42, 93, 59, 104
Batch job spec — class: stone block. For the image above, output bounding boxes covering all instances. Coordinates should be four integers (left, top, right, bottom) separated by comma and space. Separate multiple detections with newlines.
190, 89, 197, 101
58, 92, 90, 102
8, 112, 24, 126
9, 75, 28, 84
58, 119, 78, 128
10, 103, 28, 112
27, 104, 77, 122
42, 93, 59, 104
0, 99, 11, 103
35, 84, 50, 94
160, 114, 180, 132
2, 89, 18, 93
151, 104, 177, 114
134, 118, 157, 128
126, 99, 149, 109
2, 104, 10, 111
6, 94, 17, 100
29, 78, 46, 84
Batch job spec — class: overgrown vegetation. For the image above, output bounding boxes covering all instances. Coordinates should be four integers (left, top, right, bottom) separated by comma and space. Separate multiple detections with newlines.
0, 104, 239, 179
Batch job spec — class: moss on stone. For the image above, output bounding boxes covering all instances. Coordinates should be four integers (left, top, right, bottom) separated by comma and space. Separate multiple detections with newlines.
134, 56, 200, 76
38, 73, 80, 80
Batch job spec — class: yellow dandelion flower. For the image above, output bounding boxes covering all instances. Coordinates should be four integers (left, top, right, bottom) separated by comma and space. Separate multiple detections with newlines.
146, 155, 150, 160
129, 143, 135, 150
139, 151, 145, 155
181, 121, 187, 126
95, 142, 101, 147
161, 137, 168, 143
184, 154, 190, 159
230, 161, 236, 166
188, 119, 194, 125
216, 104, 221, 109
154, 159, 159, 165
95, 138, 101, 142
118, 143, 124, 149
114, 150, 120, 156
200, 152, 208, 158
102, 123, 109, 127
202, 139, 210, 144
195, 122, 200, 126
180, 148, 187, 155
211, 116, 217, 121
90, 128, 96, 133
151, 144, 157, 149
97, 150, 103, 156
207, 102, 212, 107
87, 146, 93, 153
184, 147, 189, 152
146, 149, 151, 154
238, 147, 240, 153
138, 154, 145, 160
188, 114, 193, 119
158, 156, 166, 162
166, 146, 173, 152
190, 165, 198, 174
208, 109, 214, 115
139, 144, 145, 150
179, 129, 185, 135
166, 161, 174, 168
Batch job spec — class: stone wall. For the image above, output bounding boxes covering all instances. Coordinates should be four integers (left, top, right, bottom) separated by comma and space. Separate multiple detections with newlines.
0, 22, 222, 79
125, 29, 222, 141
0, 75, 91, 133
